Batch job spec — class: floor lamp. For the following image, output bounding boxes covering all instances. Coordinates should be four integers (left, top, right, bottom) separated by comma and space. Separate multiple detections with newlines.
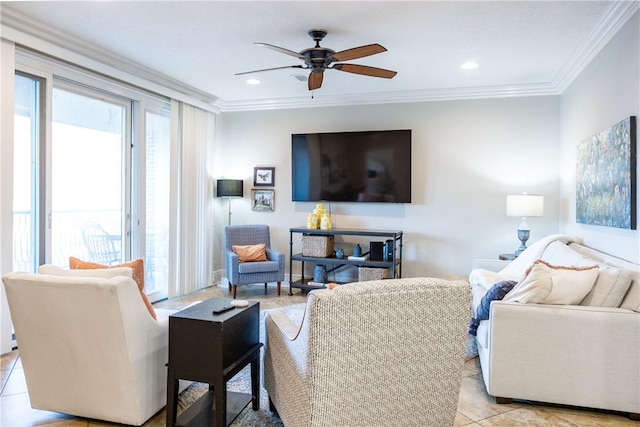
216, 179, 244, 225
507, 193, 544, 256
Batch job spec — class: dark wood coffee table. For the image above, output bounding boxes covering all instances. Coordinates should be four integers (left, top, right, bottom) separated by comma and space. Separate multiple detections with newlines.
166, 298, 261, 427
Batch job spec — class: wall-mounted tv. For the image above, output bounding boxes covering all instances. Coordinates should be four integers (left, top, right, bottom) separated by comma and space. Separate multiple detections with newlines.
292, 129, 411, 203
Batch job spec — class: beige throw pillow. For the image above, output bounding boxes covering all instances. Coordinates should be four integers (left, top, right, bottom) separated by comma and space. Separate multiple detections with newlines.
504, 260, 599, 305
580, 266, 633, 307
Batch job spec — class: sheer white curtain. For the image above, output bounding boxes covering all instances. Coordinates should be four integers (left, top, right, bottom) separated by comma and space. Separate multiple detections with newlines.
168, 101, 215, 298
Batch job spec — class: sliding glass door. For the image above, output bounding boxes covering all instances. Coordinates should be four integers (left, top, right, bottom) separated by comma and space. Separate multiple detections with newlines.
13, 57, 172, 300
50, 85, 129, 265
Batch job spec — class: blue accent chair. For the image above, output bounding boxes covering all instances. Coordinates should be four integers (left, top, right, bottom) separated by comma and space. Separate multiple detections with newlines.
224, 224, 285, 298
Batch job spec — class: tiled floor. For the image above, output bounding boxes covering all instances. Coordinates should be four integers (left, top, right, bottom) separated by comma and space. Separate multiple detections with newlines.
1, 283, 637, 427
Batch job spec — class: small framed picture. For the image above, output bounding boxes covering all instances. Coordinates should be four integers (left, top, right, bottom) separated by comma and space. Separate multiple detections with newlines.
253, 167, 275, 187
251, 189, 275, 211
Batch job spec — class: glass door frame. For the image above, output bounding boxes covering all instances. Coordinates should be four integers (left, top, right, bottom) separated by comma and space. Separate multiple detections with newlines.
13, 71, 46, 273
49, 78, 133, 266
135, 100, 172, 302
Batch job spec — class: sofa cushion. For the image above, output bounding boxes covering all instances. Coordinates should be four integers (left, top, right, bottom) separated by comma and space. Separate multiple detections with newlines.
567, 243, 640, 312
580, 267, 633, 308
504, 260, 599, 305
620, 280, 640, 312
237, 260, 280, 274
475, 319, 490, 350
69, 257, 156, 320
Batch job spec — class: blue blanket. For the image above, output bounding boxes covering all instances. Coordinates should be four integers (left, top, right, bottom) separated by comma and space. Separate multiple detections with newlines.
468, 280, 517, 336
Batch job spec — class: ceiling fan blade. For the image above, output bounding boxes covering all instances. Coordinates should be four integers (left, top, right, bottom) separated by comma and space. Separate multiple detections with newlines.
308, 72, 324, 90
236, 65, 305, 76
328, 44, 387, 62
332, 63, 397, 79
256, 42, 306, 60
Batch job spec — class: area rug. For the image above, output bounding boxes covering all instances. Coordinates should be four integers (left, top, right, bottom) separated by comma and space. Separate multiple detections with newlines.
464, 333, 479, 360
178, 365, 283, 427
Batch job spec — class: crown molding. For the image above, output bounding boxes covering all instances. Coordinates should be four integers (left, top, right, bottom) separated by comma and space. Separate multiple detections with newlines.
552, 0, 640, 93
214, 82, 559, 112
1, 8, 220, 110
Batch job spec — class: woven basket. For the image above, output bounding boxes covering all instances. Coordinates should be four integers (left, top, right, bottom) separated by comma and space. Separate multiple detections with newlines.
358, 267, 391, 281
302, 235, 335, 257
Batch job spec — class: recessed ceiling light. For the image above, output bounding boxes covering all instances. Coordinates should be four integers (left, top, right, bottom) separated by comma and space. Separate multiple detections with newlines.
461, 62, 479, 70
246, 78, 261, 85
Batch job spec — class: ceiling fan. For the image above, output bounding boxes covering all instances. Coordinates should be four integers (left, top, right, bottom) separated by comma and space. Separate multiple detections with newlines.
236, 29, 397, 91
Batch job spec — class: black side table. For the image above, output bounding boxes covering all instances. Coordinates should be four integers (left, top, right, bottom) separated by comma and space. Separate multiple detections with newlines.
166, 298, 261, 427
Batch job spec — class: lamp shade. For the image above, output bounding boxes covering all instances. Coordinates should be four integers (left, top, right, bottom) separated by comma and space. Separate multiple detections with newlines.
506, 194, 544, 217
216, 179, 243, 198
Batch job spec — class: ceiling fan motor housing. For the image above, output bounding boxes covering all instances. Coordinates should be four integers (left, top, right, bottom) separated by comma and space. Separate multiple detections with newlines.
302, 30, 335, 72
300, 47, 336, 71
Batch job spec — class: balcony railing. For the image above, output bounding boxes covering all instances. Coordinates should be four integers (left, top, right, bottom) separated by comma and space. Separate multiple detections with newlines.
13, 209, 167, 295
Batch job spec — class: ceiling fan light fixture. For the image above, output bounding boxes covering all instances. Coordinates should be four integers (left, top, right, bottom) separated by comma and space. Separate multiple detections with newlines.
246, 78, 261, 85
461, 61, 479, 70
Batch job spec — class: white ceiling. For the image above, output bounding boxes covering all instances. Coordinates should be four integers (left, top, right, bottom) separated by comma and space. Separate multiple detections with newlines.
1, 1, 636, 111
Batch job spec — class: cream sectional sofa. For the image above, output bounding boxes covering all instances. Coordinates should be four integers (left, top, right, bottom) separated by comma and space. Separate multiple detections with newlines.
469, 236, 640, 419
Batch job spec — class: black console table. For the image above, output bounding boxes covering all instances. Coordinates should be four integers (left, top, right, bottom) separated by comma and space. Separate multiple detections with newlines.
288, 227, 403, 294
166, 298, 261, 427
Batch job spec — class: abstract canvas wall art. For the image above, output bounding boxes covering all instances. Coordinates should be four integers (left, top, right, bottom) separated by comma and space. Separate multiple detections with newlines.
576, 116, 636, 229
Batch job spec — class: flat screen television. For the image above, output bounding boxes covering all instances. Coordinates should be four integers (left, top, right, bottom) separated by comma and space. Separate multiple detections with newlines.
292, 129, 411, 203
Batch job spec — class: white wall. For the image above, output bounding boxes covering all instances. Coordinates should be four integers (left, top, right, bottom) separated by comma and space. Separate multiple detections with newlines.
214, 96, 561, 280
559, 11, 640, 264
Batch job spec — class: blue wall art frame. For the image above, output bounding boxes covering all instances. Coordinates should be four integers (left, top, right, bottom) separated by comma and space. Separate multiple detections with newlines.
576, 116, 636, 229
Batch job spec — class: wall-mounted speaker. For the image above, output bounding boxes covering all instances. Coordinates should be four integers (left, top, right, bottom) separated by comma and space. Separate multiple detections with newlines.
369, 241, 384, 261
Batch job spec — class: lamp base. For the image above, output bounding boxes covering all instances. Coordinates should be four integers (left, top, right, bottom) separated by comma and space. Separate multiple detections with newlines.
514, 229, 530, 256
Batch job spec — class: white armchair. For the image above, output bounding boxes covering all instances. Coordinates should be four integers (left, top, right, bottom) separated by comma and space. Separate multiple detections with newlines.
264, 278, 470, 427
1, 267, 179, 425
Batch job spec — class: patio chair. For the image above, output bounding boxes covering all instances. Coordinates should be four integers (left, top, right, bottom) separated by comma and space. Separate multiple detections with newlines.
81, 222, 121, 265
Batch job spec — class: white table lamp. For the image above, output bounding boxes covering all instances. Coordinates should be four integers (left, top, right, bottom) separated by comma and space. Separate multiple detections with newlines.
507, 194, 543, 256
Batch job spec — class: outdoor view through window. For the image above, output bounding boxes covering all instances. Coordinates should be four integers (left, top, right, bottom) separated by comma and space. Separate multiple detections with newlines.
13, 75, 170, 298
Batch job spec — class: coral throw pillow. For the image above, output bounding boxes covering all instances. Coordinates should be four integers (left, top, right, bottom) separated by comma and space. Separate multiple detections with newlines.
232, 244, 268, 262
69, 257, 156, 320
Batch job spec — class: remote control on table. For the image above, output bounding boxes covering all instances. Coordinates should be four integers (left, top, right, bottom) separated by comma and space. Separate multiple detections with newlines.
212, 304, 234, 315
